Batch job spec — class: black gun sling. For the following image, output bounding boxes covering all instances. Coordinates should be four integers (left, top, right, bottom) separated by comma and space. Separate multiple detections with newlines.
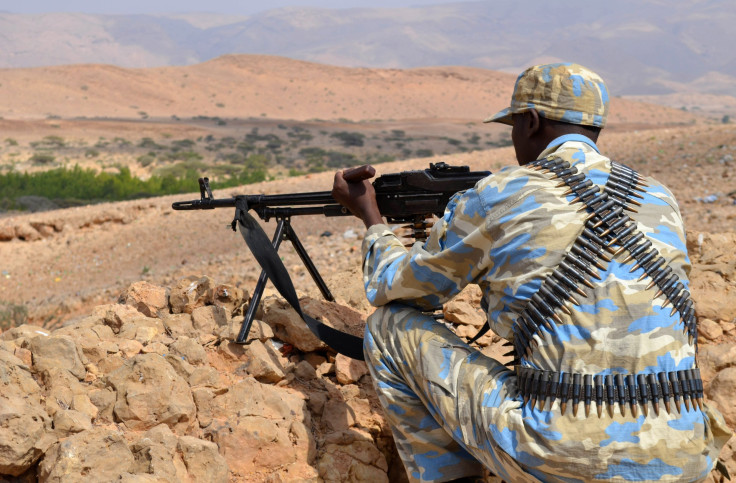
234, 198, 366, 360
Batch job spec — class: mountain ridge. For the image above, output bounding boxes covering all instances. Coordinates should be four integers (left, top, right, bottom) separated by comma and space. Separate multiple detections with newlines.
1, 0, 736, 98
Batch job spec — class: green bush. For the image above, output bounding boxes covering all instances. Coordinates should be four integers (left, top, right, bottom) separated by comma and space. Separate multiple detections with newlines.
137, 154, 156, 167
0, 301, 27, 331
330, 131, 365, 147
138, 137, 165, 150
29, 152, 56, 165
415, 149, 434, 158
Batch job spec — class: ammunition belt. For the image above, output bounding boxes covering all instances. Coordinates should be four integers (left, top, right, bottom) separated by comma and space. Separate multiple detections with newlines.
516, 366, 704, 418
509, 159, 697, 364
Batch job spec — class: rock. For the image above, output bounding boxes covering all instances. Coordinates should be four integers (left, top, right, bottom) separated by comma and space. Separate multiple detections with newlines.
0, 276, 407, 482
699, 318, 724, 341
189, 366, 222, 388
691, 269, 736, 322
119, 281, 169, 318
177, 436, 229, 483
72, 327, 118, 365
38, 428, 135, 481
1, 324, 50, 344
72, 394, 100, 421
169, 336, 207, 366
0, 223, 15, 241
117, 317, 166, 344
169, 276, 215, 314
444, 299, 486, 327
106, 353, 196, 432
161, 312, 197, 338
262, 296, 365, 353
262, 298, 325, 352
88, 387, 117, 422
29, 334, 86, 379
318, 436, 389, 483
236, 339, 286, 383
14, 222, 41, 241
205, 378, 310, 476
131, 425, 188, 482
213, 283, 246, 313
707, 367, 736, 428
118, 339, 144, 358
218, 316, 274, 342
102, 303, 155, 334
191, 305, 229, 335
294, 359, 318, 381
335, 353, 369, 385
53, 409, 93, 436
0, 358, 55, 476
40, 368, 87, 417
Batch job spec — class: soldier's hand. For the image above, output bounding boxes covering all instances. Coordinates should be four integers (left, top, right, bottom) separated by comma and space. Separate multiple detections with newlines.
332, 165, 383, 228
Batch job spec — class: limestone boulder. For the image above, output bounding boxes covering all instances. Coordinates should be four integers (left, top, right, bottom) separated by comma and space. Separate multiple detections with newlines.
119, 281, 169, 318
205, 377, 313, 476
37, 427, 135, 482
177, 436, 229, 483
262, 296, 365, 353
318, 430, 390, 483
335, 353, 369, 385
191, 304, 230, 337
29, 334, 86, 380
0, 357, 55, 476
236, 339, 286, 383
169, 276, 216, 314
106, 353, 196, 432
169, 336, 207, 366
213, 283, 246, 313
707, 367, 736, 428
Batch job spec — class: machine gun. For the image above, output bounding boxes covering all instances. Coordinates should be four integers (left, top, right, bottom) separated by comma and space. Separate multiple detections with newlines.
172, 162, 490, 359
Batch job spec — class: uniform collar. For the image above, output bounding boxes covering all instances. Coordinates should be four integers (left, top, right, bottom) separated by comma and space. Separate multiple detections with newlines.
538, 134, 600, 159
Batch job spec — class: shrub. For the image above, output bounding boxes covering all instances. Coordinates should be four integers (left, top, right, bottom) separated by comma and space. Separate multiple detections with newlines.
137, 154, 156, 167
0, 301, 28, 331
330, 131, 365, 147
29, 152, 56, 165
138, 137, 165, 150
415, 149, 434, 158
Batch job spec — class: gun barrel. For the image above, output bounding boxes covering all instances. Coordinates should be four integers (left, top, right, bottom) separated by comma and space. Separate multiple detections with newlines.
172, 191, 337, 211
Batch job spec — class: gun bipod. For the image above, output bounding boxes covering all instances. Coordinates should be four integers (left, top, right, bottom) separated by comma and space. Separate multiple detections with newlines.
235, 214, 335, 344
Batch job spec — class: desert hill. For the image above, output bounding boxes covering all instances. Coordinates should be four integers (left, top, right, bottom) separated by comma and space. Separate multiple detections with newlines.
0, 54, 699, 127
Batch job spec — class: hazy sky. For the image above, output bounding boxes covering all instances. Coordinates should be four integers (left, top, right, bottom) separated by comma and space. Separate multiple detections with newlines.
0, 0, 463, 15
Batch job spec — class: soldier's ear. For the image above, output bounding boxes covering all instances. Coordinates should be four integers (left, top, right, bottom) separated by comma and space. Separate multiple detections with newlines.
528, 109, 541, 136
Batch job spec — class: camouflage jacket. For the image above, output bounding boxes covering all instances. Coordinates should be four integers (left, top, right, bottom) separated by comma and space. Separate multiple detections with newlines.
361, 135, 730, 481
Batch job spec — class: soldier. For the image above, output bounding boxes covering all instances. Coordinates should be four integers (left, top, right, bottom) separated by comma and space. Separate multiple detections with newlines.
331, 63, 731, 482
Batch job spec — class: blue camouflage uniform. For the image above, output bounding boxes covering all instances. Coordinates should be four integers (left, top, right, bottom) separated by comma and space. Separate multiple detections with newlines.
361, 135, 731, 482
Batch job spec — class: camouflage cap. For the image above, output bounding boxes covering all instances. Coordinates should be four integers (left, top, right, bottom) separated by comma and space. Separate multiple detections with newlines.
484, 63, 609, 128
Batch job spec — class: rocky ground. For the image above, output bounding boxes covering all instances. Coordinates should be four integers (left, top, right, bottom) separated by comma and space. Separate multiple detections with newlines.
0, 123, 735, 481
1, 235, 735, 482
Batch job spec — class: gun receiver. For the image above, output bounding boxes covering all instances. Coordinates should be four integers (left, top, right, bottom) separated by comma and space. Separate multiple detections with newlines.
172, 162, 490, 353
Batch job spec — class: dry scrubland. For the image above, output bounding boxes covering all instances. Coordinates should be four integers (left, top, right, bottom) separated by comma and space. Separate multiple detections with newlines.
0, 56, 735, 481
